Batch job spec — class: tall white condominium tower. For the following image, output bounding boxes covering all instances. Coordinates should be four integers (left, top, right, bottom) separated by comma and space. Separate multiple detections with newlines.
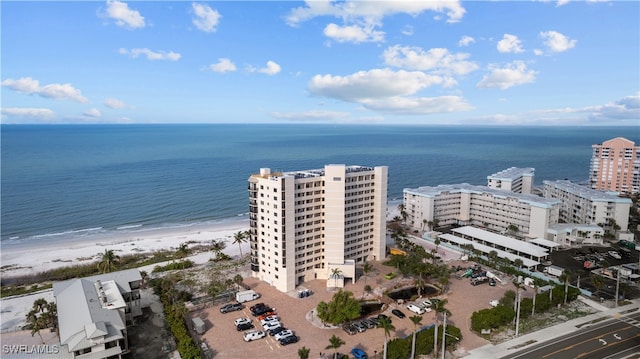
248, 165, 388, 293
589, 137, 640, 194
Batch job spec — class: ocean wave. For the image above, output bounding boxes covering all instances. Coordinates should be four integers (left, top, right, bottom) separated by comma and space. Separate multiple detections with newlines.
30, 227, 104, 239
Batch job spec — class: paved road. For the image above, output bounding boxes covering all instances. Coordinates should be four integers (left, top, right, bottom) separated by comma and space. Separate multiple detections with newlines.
501, 311, 640, 359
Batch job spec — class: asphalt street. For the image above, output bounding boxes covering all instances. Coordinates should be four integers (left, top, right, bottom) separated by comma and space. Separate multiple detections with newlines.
501, 311, 640, 359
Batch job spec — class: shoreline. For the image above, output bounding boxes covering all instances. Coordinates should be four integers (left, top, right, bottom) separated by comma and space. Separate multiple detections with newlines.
0, 217, 251, 279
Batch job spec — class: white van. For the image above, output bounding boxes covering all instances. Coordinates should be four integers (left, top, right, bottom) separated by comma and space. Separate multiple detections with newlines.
406, 303, 426, 315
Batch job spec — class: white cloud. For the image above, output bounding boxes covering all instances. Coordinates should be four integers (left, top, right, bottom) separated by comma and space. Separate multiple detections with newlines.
307, 68, 471, 115
1, 107, 55, 120
286, 1, 465, 43
539, 30, 577, 53
192, 3, 221, 33
286, 0, 466, 26
104, 97, 127, 109
308, 68, 444, 101
323, 23, 384, 43
382, 45, 478, 76
270, 110, 351, 122
477, 61, 537, 89
458, 35, 475, 47
249, 61, 281, 76
208, 58, 237, 73
84, 108, 102, 117
497, 34, 524, 53
586, 93, 640, 121
360, 95, 474, 115
104, 0, 145, 29
1, 77, 89, 103
119, 48, 181, 61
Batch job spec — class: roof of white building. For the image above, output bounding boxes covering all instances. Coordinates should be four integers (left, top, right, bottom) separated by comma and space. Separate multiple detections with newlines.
547, 223, 604, 234
452, 226, 549, 258
487, 167, 535, 180
529, 237, 561, 249
403, 183, 560, 208
543, 180, 633, 203
438, 233, 540, 268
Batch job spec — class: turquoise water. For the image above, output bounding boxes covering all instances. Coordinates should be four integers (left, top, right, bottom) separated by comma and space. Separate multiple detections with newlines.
1, 124, 637, 242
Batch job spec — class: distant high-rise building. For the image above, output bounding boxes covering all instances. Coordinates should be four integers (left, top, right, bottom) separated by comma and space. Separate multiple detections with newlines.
589, 137, 640, 194
248, 165, 388, 293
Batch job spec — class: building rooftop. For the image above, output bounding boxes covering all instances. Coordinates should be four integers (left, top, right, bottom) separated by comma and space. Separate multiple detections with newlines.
438, 233, 540, 268
543, 180, 633, 203
452, 226, 549, 258
403, 183, 560, 208
487, 167, 535, 180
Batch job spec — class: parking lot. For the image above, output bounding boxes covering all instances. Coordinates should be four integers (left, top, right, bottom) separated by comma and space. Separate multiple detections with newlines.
190, 259, 511, 359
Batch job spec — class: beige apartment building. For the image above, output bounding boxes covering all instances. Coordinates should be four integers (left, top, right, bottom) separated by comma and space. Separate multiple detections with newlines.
248, 165, 388, 293
589, 137, 640, 194
403, 183, 561, 239
487, 167, 535, 194
543, 180, 632, 233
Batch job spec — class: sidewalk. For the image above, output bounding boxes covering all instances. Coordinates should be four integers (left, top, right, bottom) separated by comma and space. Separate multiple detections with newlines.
465, 297, 640, 358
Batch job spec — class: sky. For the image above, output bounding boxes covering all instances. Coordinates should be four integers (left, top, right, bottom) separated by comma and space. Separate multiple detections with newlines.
1, 0, 639, 126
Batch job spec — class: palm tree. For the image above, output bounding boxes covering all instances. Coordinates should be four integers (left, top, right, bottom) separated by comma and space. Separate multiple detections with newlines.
362, 262, 373, 299
326, 334, 345, 359
233, 230, 247, 257
422, 219, 427, 231
26, 298, 56, 344
377, 315, 395, 359
559, 271, 571, 305
140, 270, 148, 288
331, 267, 343, 288
233, 274, 244, 290
298, 346, 311, 359
432, 298, 449, 357
174, 243, 190, 268
97, 249, 119, 273
211, 239, 226, 260
591, 274, 605, 296
409, 315, 422, 359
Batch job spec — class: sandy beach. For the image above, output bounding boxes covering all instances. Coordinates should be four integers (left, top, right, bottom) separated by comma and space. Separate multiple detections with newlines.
1, 219, 251, 280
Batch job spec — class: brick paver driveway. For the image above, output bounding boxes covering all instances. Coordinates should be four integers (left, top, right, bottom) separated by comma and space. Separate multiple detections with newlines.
191, 259, 512, 359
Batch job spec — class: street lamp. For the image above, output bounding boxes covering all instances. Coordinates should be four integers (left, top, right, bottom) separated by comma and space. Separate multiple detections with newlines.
440, 312, 460, 359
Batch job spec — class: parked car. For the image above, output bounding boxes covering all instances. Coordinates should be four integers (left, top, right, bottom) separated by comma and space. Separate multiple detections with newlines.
608, 250, 622, 260
268, 326, 287, 336
377, 314, 390, 322
352, 321, 367, 333
250, 303, 266, 311
243, 330, 266, 342
236, 322, 254, 331
234, 318, 251, 327
257, 312, 277, 321
419, 299, 432, 308
279, 335, 299, 346
260, 315, 279, 325
220, 303, 243, 313
351, 347, 368, 359
263, 321, 281, 331
362, 318, 376, 329
274, 329, 294, 341
406, 304, 425, 315
391, 309, 405, 319
252, 306, 274, 316
342, 323, 357, 335
490, 299, 500, 308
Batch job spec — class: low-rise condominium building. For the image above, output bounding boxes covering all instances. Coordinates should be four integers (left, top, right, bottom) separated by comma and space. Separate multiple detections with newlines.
487, 167, 535, 194
403, 183, 561, 239
542, 180, 632, 233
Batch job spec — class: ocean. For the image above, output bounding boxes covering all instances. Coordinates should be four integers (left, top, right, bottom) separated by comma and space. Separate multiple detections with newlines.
1, 124, 638, 244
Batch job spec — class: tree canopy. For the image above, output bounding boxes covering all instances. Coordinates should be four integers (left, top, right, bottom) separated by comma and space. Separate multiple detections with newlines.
316, 289, 361, 325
